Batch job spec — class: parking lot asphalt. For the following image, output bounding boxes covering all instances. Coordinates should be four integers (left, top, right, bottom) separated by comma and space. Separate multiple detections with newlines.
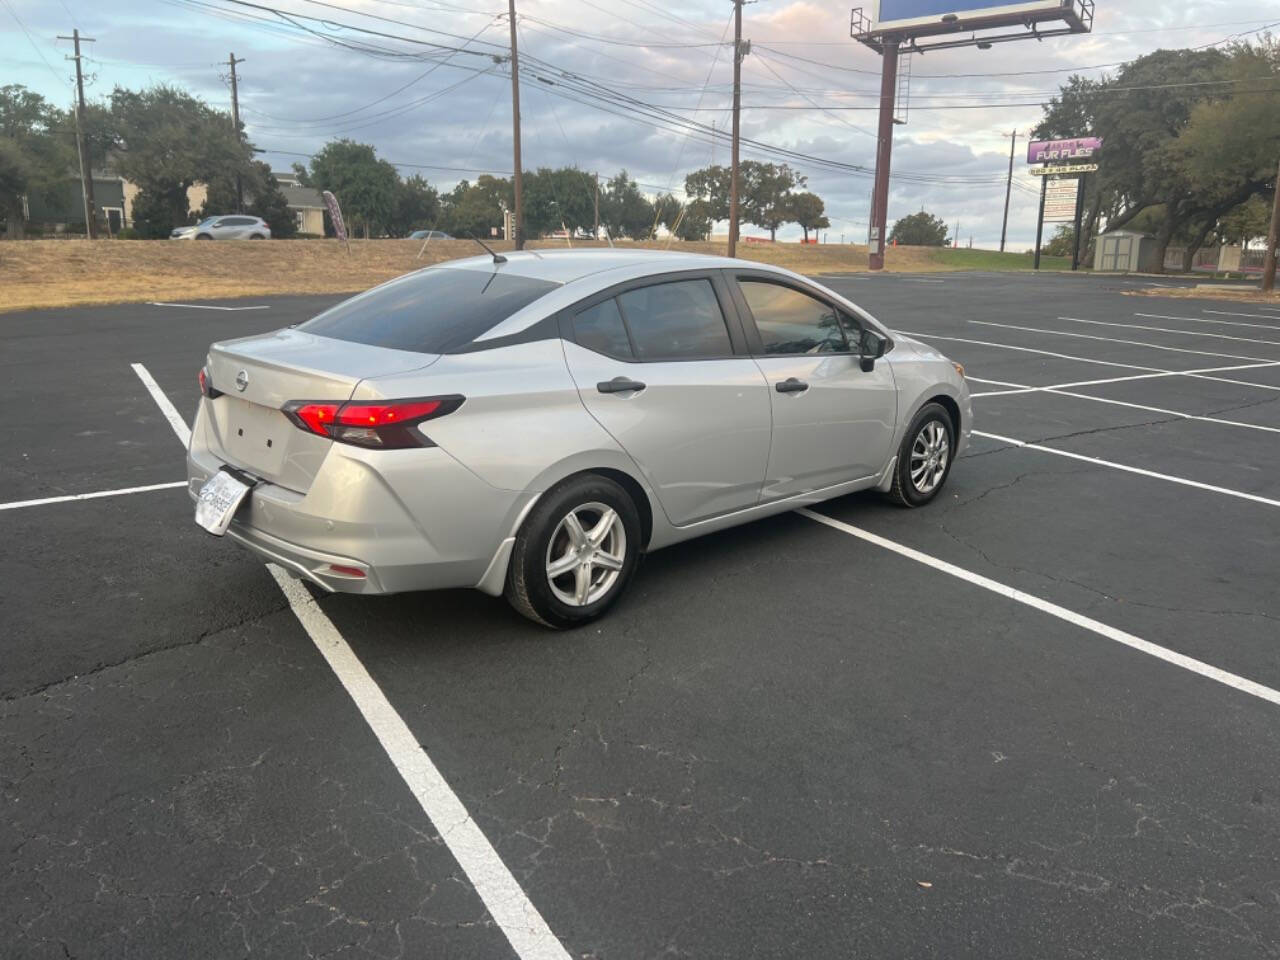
3, 272, 1278, 959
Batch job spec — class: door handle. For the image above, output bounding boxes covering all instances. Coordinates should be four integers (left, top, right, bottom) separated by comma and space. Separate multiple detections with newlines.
597, 376, 646, 394
775, 377, 809, 394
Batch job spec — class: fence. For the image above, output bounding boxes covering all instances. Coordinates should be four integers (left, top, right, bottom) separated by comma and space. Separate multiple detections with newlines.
1162, 245, 1266, 274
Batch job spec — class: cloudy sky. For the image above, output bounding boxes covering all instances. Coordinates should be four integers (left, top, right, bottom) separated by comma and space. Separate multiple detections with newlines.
4, 0, 1278, 248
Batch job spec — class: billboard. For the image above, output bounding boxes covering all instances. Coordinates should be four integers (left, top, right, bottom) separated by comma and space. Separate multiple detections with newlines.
1043, 177, 1079, 222
1027, 137, 1101, 164
869, 0, 1071, 33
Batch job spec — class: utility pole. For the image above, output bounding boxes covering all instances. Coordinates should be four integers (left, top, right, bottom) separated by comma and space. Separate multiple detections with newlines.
58, 29, 96, 239
1000, 129, 1016, 252
593, 172, 599, 241
868, 36, 900, 270
727, 0, 746, 258
507, 0, 524, 250
228, 53, 246, 213
1262, 156, 1280, 293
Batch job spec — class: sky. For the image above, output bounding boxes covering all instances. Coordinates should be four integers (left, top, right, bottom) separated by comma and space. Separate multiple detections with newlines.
3, 0, 1278, 249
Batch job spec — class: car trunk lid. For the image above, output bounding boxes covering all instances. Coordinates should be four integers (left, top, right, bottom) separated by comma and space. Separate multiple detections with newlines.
204, 329, 439, 491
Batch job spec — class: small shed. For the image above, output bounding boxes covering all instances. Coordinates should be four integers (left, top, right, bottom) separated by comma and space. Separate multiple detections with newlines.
1094, 229, 1161, 273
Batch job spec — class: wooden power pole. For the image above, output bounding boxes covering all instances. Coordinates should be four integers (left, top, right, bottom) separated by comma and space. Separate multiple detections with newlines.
867, 37, 899, 270
508, 0, 524, 250
228, 53, 246, 213
58, 29, 96, 239
1263, 157, 1280, 294
727, 0, 746, 258
1000, 129, 1016, 253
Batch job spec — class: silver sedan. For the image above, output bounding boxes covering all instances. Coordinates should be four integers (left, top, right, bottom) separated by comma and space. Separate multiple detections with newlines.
171, 215, 271, 240
188, 251, 971, 627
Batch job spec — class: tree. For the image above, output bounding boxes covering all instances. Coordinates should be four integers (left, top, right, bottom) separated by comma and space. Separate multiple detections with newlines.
599, 170, 654, 239
202, 160, 296, 237
296, 139, 399, 238
1041, 224, 1076, 258
1217, 196, 1272, 247
109, 85, 250, 237
523, 167, 596, 237
683, 164, 732, 222
0, 85, 75, 237
439, 176, 509, 239
788, 191, 829, 242
742, 161, 805, 241
386, 174, 439, 237
889, 210, 949, 246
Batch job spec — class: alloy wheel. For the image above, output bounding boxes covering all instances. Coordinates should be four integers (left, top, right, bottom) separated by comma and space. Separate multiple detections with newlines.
544, 502, 627, 607
910, 420, 950, 495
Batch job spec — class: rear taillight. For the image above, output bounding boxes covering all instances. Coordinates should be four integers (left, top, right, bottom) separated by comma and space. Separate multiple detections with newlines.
199, 366, 222, 399
282, 395, 464, 449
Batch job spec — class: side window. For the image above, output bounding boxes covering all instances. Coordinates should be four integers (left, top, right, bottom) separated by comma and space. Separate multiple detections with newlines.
738, 280, 849, 355
616, 279, 732, 361
572, 298, 633, 358
839, 308, 885, 355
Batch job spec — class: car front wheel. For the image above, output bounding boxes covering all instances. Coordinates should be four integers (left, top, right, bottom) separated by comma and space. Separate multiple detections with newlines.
886, 402, 955, 507
505, 474, 641, 628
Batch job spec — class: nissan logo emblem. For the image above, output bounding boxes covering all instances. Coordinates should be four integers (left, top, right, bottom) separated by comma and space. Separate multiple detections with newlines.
235, 369, 249, 392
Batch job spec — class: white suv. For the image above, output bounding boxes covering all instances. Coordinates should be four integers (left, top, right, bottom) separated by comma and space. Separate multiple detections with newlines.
171, 216, 271, 241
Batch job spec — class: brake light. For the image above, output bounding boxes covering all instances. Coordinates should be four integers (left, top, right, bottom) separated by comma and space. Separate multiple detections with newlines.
198, 366, 222, 399
282, 395, 464, 449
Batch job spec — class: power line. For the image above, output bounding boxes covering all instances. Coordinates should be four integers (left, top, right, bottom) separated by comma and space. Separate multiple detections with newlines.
3, 0, 68, 86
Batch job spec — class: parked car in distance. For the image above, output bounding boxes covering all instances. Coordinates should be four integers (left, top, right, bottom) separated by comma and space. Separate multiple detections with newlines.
171, 216, 271, 240
188, 250, 971, 628
409, 229, 452, 240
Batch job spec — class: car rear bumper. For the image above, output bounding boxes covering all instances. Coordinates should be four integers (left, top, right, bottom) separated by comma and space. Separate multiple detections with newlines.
187, 403, 527, 595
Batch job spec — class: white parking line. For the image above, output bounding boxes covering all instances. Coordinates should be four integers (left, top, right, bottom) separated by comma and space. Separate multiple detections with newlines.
797, 509, 1280, 708
1137, 312, 1280, 331
269, 568, 571, 960
898, 331, 1164, 372
148, 302, 270, 311
131, 363, 192, 445
1203, 309, 1280, 320
969, 319, 1278, 363
966, 360, 1280, 398
0, 480, 187, 512
970, 382, 1280, 435
1071, 316, 1280, 347
132, 362, 571, 960
971, 429, 1280, 509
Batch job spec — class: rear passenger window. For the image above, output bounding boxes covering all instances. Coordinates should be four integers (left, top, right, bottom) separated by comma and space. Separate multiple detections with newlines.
739, 281, 848, 355
616, 279, 732, 361
572, 299, 633, 358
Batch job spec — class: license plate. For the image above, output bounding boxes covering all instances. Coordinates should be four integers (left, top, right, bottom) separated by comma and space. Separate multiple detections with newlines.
194, 470, 253, 536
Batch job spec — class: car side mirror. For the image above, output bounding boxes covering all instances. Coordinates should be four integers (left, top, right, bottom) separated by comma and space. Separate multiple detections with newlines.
859, 332, 887, 372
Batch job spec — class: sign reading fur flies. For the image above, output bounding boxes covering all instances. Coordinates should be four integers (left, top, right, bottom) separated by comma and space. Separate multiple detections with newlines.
851, 0, 1096, 270
1027, 135, 1101, 271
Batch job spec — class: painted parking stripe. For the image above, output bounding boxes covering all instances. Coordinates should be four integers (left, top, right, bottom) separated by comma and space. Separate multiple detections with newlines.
970, 320, 1279, 363
1071, 316, 1280, 347
966, 359, 1280, 398
269, 568, 572, 960
0, 480, 187, 512
797, 509, 1280, 708
1203, 309, 1280, 320
898, 331, 1164, 373
972, 429, 1280, 509
132, 362, 572, 960
1137, 312, 1280, 331
148, 302, 270, 311
131, 363, 192, 445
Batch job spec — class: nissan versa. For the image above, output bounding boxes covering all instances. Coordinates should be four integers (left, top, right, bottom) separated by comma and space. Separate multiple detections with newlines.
189, 250, 971, 628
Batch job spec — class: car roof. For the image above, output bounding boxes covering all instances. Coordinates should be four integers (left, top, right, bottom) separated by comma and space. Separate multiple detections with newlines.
435, 248, 773, 286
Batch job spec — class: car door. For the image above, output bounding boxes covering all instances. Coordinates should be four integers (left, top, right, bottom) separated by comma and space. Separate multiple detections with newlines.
560, 273, 772, 526
730, 274, 897, 500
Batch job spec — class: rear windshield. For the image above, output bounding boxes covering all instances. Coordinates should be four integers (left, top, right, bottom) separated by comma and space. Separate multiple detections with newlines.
299, 267, 560, 353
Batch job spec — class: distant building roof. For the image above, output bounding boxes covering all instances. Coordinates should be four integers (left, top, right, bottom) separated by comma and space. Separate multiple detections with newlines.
280, 183, 325, 209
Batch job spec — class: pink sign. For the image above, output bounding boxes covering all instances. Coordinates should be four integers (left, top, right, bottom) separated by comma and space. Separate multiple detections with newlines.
1027, 137, 1101, 164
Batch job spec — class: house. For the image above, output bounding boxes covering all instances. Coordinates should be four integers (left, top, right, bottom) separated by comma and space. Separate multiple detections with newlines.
271, 171, 326, 235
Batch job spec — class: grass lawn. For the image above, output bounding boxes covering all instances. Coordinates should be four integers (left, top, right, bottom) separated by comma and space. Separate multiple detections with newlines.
0, 237, 1079, 313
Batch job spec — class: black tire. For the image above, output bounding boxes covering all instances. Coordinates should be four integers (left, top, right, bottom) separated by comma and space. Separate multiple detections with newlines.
886, 402, 956, 507
195, 233, 213, 241
505, 473, 642, 629
249, 233, 265, 240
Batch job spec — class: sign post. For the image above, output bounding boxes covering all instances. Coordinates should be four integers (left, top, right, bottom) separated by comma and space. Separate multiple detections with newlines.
1033, 175, 1047, 271
1071, 173, 1087, 271
1026, 137, 1101, 271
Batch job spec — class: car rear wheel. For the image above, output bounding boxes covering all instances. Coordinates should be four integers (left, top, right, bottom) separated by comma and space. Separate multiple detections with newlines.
249, 233, 265, 239
886, 402, 955, 507
505, 474, 641, 628
196, 234, 213, 240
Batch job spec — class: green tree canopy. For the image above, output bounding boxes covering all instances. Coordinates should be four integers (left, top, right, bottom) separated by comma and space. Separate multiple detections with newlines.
295, 139, 400, 238
0, 85, 76, 237
889, 210, 949, 246
787, 191, 829, 242
600, 170, 654, 239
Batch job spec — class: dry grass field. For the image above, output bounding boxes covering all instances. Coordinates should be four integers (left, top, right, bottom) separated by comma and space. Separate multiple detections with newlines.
3, 236, 1045, 313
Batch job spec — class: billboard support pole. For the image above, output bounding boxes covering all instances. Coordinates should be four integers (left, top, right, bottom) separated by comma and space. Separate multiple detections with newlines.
1033, 174, 1047, 271
1071, 173, 1087, 271
1262, 156, 1280, 293
868, 36, 899, 271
